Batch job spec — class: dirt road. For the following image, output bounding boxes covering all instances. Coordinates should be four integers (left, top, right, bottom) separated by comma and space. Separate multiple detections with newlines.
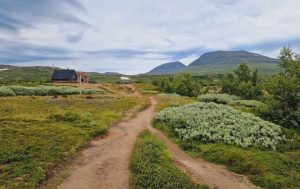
57, 97, 259, 189
56, 98, 156, 189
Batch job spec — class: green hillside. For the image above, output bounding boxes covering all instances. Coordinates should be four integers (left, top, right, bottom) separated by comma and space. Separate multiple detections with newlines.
147, 61, 186, 75
0, 65, 53, 84
189, 50, 278, 66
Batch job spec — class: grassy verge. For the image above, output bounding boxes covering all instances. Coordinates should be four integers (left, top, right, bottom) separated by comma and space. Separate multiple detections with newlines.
155, 93, 197, 112
154, 95, 300, 189
130, 130, 208, 189
0, 95, 138, 189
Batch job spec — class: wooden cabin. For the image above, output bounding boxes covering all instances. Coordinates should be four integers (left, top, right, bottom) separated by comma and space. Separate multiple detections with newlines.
51, 69, 89, 83
51, 69, 77, 83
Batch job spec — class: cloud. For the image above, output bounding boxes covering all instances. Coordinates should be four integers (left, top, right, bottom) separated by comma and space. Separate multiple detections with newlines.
1, 0, 300, 74
0, 1, 88, 32
64, 30, 86, 43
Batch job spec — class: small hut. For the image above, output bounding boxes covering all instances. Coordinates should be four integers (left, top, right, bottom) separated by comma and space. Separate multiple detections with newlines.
77, 72, 89, 83
51, 69, 78, 83
51, 69, 89, 83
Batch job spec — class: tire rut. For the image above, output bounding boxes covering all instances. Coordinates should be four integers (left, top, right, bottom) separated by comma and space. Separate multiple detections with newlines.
48, 97, 260, 189
147, 126, 261, 189
55, 98, 157, 189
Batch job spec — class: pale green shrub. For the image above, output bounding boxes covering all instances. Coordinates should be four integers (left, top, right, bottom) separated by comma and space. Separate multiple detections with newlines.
154, 102, 284, 149
157, 93, 181, 97
198, 94, 240, 104
0, 86, 99, 96
0, 87, 15, 96
140, 90, 158, 94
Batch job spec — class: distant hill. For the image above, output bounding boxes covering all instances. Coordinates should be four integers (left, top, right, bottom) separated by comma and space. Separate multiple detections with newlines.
147, 61, 186, 75
146, 50, 279, 75
189, 50, 278, 66
0, 65, 54, 84
103, 72, 122, 76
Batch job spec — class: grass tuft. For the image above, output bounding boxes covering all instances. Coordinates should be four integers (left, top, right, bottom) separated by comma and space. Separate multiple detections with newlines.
130, 130, 208, 189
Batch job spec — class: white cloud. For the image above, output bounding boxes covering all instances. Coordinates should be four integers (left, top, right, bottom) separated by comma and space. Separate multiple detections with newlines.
1, 0, 300, 73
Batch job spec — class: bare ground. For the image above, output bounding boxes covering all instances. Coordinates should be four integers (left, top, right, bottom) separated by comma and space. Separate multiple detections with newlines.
53, 97, 260, 189
54, 98, 156, 189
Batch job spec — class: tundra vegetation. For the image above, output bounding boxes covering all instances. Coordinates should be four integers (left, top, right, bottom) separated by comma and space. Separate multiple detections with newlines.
152, 48, 300, 189
221, 48, 300, 129
198, 93, 241, 104
130, 130, 208, 189
154, 102, 283, 149
0, 85, 100, 96
154, 95, 300, 189
0, 94, 138, 189
1, 47, 300, 189
152, 73, 202, 97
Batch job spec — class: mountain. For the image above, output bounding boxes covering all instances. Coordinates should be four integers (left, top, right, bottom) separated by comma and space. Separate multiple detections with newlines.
146, 51, 279, 75
147, 61, 186, 75
189, 50, 278, 66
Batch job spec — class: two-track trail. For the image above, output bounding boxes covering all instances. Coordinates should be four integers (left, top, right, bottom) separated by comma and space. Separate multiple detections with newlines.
55, 99, 156, 189
55, 97, 259, 189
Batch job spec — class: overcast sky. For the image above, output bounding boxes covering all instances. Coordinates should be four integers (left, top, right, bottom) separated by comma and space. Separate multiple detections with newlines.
1, 0, 300, 74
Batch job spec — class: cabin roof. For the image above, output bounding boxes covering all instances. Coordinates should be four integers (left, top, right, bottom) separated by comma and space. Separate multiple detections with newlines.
52, 69, 77, 81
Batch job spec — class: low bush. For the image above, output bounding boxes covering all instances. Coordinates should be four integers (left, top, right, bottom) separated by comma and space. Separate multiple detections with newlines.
154, 102, 284, 149
152, 73, 202, 97
198, 93, 240, 104
130, 130, 207, 189
0, 87, 15, 96
157, 93, 181, 97
140, 90, 158, 94
258, 104, 300, 129
234, 100, 265, 108
0, 85, 99, 96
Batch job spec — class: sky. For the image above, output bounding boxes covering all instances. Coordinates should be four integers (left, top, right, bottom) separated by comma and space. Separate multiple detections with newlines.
1, 0, 300, 74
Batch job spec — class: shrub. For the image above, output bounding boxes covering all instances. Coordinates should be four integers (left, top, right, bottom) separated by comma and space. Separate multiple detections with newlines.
152, 73, 201, 97
157, 93, 181, 97
9, 86, 37, 96
140, 90, 158, 94
0, 87, 15, 96
234, 100, 265, 108
154, 102, 284, 149
0, 86, 99, 96
221, 64, 262, 99
198, 93, 240, 104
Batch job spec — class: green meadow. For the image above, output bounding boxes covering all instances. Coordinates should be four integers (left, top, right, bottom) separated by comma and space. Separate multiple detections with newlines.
0, 95, 138, 189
